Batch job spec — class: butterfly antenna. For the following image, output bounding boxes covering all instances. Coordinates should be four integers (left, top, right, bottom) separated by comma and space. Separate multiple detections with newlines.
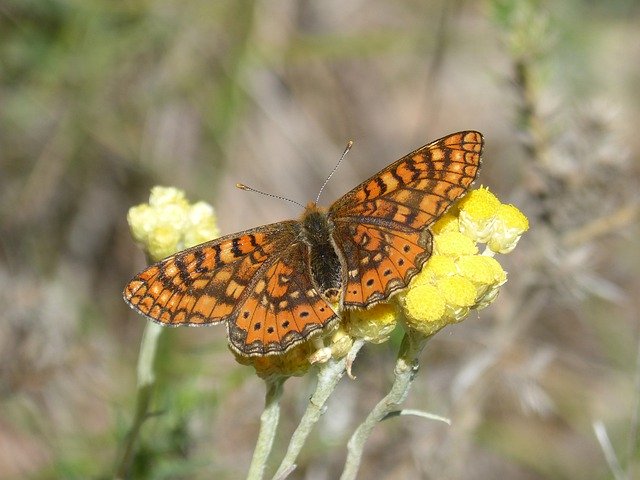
236, 183, 304, 208
316, 140, 353, 205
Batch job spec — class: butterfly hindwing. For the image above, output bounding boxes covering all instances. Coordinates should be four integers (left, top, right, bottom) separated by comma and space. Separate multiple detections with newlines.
228, 242, 338, 356
329, 131, 482, 308
331, 222, 432, 308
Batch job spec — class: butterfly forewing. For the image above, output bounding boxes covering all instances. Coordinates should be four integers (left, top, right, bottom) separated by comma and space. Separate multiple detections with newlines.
124, 221, 299, 327
329, 131, 482, 308
330, 131, 482, 224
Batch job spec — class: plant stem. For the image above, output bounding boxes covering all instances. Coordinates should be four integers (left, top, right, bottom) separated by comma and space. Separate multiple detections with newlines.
340, 331, 428, 480
246, 377, 285, 480
272, 341, 364, 480
114, 321, 164, 480
626, 331, 640, 480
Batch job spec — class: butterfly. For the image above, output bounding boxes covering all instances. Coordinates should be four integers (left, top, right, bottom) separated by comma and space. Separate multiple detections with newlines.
124, 131, 483, 357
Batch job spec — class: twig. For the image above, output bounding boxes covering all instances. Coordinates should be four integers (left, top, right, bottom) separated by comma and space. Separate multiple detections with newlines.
340, 330, 428, 480
247, 377, 285, 480
272, 341, 364, 480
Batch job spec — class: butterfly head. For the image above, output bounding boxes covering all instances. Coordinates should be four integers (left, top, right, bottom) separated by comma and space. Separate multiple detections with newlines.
300, 202, 331, 243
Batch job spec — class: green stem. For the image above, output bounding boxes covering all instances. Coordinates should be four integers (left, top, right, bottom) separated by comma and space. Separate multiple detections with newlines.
114, 321, 164, 480
246, 377, 285, 480
272, 341, 364, 480
340, 331, 428, 480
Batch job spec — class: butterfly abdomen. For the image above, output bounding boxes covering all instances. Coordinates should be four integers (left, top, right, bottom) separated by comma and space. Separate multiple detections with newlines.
301, 204, 343, 303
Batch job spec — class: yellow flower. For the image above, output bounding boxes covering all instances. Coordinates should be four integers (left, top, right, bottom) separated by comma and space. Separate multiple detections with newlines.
433, 231, 478, 257
344, 303, 399, 344
455, 255, 507, 308
411, 254, 456, 285
439, 275, 477, 308
458, 187, 501, 243
431, 211, 460, 235
184, 202, 220, 248
487, 204, 529, 253
148, 185, 189, 208
146, 225, 182, 261
400, 284, 448, 336
127, 186, 220, 262
456, 254, 506, 286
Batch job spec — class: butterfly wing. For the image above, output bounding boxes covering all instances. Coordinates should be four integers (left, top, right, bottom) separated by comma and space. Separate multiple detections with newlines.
228, 241, 339, 356
124, 221, 338, 356
329, 130, 483, 308
124, 222, 298, 327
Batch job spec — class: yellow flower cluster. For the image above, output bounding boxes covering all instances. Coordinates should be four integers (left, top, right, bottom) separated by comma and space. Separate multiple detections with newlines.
343, 187, 528, 341
127, 186, 220, 262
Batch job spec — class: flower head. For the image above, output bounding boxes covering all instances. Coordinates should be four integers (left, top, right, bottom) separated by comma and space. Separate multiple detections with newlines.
127, 186, 220, 262
344, 303, 399, 344
458, 187, 501, 243
487, 203, 530, 253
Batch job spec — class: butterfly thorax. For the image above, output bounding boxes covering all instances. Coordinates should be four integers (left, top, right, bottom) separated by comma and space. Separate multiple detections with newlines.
300, 203, 343, 304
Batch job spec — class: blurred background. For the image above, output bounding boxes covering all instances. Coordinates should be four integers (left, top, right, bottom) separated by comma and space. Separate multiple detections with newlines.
1, 0, 639, 479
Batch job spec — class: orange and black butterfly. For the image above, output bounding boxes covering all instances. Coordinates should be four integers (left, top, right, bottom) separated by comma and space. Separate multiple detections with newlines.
124, 131, 483, 356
